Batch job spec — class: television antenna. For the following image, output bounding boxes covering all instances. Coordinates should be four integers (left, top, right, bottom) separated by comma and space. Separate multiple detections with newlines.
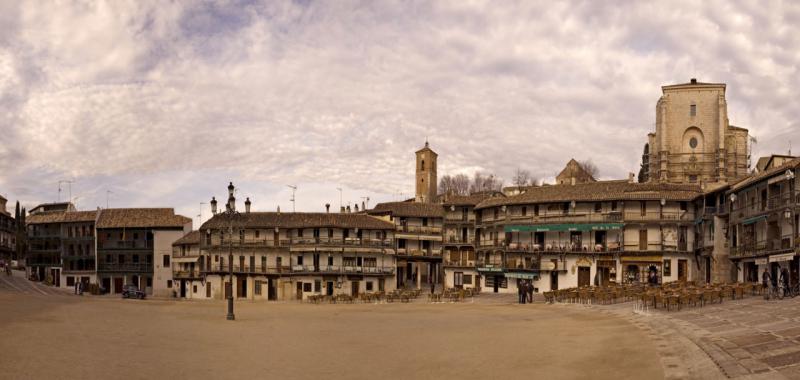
58, 180, 73, 203
287, 185, 297, 212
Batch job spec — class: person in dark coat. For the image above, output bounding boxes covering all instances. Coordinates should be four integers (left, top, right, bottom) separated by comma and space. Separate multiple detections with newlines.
526, 281, 534, 303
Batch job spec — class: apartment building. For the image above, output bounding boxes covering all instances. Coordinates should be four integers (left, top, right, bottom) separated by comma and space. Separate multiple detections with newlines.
0, 195, 15, 261
441, 192, 498, 291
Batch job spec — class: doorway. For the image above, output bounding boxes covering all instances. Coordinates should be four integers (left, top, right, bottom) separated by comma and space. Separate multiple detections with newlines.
578, 267, 590, 287
678, 259, 688, 282
237, 277, 247, 298
550, 271, 558, 290
206, 282, 211, 298
639, 230, 648, 250
351, 281, 360, 297
180, 280, 186, 298
102, 278, 111, 294
326, 281, 334, 296
268, 278, 277, 300
296, 282, 303, 300
113, 277, 123, 294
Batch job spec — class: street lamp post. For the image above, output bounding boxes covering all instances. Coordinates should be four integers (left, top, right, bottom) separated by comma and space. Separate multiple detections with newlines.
212, 183, 240, 321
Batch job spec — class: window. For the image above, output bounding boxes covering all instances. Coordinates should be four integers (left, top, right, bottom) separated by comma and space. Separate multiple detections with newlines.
680, 202, 688, 211
261, 256, 266, 271
146, 277, 152, 287
663, 259, 672, 277
594, 202, 602, 213
327, 256, 333, 266
534, 204, 539, 216
66, 276, 75, 287
422, 218, 428, 226
193, 285, 197, 294
688, 175, 698, 183
167, 280, 173, 288
313, 228, 320, 238
343, 257, 356, 267
454, 272, 463, 287
133, 232, 139, 240
690, 104, 696, 116
118, 254, 125, 264
297, 229, 303, 237
254, 281, 262, 295
521, 206, 527, 216
366, 281, 373, 291
205, 233, 211, 246
689, 137, 698, 149
303, 283, 312, 292
463, 274, 473, 285
328, 229, 333, 238
420, 160, 425, 171
297, 256, 303, 265
364, 258, 377, 267
239, 230, 245, 242
163, 255, 170, 267
132, 255, 139, 263
611, 201, 617, 211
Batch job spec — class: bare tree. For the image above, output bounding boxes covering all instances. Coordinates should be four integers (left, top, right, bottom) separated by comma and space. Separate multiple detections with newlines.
469, 172, 503, 193
512, 168, 539, 187
439, 174, 470, 196
578, 159, 600, 178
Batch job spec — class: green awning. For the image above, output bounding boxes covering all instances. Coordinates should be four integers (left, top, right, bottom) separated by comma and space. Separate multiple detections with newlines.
504, 223, 623, 233
742, 215, 767, 225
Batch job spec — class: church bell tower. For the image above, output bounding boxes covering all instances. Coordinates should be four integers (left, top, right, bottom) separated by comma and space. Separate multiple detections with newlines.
415, 141, 438, 203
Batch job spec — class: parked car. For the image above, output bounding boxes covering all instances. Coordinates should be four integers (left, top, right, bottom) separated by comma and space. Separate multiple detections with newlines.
121, 284, 146, 299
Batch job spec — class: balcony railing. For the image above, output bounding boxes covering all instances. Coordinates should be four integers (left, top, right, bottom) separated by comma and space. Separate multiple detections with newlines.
97, 262, 152, 272
444, 215, 474, 223
730, 193, 798, 221
395, 248, 441, 257
443, 259, 476, 267
506, 212, 623, 224
100, 240, 154, 250
622, 211, 694, 222
731, 235, 796, 258
205, 238, 392, 249
203, 264, 395, 275
396, 225, 442, 234
444, 236, 475, 244
173, 270, 203, 278
26, 257, 61, 266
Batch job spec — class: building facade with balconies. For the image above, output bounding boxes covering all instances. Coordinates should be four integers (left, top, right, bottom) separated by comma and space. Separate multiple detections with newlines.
0, 195, 15, 261
199, 209, 397, 301
172, 230, 203, 299
25, 202, 77, 285
727, 158, 799, 285
368, 201, 443, 290
95, 208, 192, 296
441, 192, 500, 291
59, 211, 99, 289
474, 180, 701, 294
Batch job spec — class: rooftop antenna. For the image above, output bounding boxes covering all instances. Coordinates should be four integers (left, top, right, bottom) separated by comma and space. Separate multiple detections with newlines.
336, 187, 343, 209
361, 196, 370, 210
58, 180, 73, 203
106, 190, 113, 209
287, 185, 297, 212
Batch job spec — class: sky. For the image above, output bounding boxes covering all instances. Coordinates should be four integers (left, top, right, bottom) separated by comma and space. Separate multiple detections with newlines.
1, 0, 799, 227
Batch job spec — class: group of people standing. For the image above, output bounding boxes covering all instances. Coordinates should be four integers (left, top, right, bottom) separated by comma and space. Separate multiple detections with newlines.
517, 280, 534, 304
762, 267, 792, 298
73, 280, 85, 295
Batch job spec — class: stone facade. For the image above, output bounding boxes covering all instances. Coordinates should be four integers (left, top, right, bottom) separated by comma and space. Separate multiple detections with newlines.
646, 79, 750, 185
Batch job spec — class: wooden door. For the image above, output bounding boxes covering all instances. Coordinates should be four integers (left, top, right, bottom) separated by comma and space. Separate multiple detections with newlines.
678, 259, 688, 282
206, 282, 211, 298
296, 282, 303, 300
351, 281, 360, 296
113, 277, 123, 293
578, 267, 591, 287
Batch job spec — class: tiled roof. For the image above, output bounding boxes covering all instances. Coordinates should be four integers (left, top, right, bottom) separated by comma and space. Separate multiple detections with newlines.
441, 192, 503, 206
96, 208, 191, 229
26, 211, 66, 225
173, 230, 201, 246
730, 157, 800, 192
62, 211, 98, 223
475, 180, 702, 209
368, 201, 444, 218
200, 212, 395, 230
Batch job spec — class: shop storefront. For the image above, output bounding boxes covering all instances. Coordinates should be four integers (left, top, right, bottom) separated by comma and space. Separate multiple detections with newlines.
621, 255, 662, 284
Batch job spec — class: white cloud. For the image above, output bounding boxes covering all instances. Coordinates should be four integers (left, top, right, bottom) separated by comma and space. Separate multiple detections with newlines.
1, 0, 799, 218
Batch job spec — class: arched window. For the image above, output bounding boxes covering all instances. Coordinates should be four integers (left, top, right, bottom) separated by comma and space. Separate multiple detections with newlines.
420, 160, 425, 171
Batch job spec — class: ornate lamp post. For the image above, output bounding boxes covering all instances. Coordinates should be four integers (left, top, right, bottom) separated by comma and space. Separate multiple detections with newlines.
211, 182, 240, 321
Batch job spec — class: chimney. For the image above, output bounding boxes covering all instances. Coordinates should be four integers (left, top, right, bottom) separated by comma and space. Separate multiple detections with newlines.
361, 201, 365, 211
245, 197, 251, 213
277, 205, 280, 214
628, 172, 635, 183
354, 204, 359, 212
346, 205, 351, 213
340, 206, 346, 213
325, 203, 330, 213
690, 78, 697, 84
210, 196, 218, 215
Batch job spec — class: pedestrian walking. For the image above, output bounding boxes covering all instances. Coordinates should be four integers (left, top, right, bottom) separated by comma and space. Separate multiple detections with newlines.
74, 281, 78, 295
527, 281, 534, 303
781, 268, 790, 297
762, 268, 772, 298
517, 282, 524, 304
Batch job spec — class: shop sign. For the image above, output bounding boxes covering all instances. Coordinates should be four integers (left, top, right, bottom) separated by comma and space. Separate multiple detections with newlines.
754, 258, 768, 265
769, 253, 796, 263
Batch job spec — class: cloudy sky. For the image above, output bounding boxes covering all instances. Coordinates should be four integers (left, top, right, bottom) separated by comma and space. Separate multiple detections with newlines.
1, 0, 798, 226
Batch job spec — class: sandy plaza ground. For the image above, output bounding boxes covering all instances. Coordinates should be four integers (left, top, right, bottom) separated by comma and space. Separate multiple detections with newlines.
0, 271, 662, 380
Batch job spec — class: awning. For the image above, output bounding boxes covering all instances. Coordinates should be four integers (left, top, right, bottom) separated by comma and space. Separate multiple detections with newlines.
769, 253, 796, 263
396, 234, 442, 241
504, 223, 623, 233
171, 257, 199, 263
506, 272, 538, 279
742, 215, 767, 225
